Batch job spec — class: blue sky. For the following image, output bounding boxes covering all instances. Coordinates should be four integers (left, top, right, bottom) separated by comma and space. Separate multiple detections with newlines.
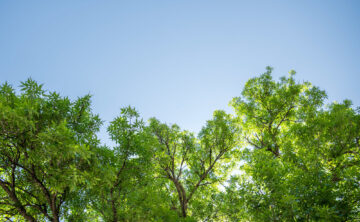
1, 1, 360, 145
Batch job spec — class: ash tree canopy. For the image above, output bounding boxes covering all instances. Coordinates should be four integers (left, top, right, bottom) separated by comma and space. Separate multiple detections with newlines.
223, 67, 360, 221
0, 68, 359, 222
148, 109, 238, 219
0, 79, 101, 222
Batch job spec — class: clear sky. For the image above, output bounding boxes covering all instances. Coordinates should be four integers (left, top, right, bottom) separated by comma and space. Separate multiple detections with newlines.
1, 0, 359, 146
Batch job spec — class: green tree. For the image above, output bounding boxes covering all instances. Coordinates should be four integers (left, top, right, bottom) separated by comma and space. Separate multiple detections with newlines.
148, 110, 238, 219
225, 67, 360, 221
0, 79, 101, 222
88, 106, 159, 222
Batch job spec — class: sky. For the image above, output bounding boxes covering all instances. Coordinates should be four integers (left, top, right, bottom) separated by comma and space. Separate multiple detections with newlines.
1, 0, 360, 146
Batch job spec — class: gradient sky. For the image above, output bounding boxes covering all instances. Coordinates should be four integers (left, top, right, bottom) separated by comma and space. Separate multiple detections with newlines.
1, 0, 359, 146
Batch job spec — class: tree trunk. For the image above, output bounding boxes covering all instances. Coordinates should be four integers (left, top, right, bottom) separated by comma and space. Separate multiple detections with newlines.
181, 200, 188, 218
110, 188, 118, 222
50, 195, 60, 222
173, 179, 187, 217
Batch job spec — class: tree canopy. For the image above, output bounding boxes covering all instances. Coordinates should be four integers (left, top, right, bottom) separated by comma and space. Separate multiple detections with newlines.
1, 68, 359, 221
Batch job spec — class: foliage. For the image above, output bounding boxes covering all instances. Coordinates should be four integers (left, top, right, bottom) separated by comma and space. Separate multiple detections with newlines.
225, 67, 360, 221
148, 110, 238, 219
0, 79, 101, 222
1, 68, 359, 221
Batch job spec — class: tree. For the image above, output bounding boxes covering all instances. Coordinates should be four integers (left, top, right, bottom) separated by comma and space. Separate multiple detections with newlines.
148, 110, 238, 219
88, 106, 159, 222
224, 67, 360, 221
0, 79, 101, 221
